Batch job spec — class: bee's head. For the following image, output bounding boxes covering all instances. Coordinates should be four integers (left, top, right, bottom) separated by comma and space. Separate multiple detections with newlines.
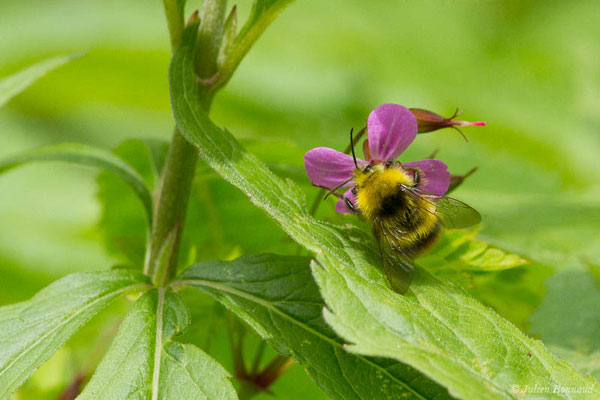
358, 161, 392, 174
354, 162, 413, 190
358, 162, 386, 174
354, 163, 386, 188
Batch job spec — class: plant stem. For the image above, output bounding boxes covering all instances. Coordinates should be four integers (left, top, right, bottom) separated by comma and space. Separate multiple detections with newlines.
149, 129, 198, 285
227, 312, 248, 378
150, 0, 228, 286
256, 355, 293, 388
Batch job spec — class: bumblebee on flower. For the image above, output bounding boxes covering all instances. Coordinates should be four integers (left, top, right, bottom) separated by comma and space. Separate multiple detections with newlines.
304, 104, 483, 293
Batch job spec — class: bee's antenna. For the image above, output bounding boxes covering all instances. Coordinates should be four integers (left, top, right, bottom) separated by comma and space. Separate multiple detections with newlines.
350, 128, 359, 169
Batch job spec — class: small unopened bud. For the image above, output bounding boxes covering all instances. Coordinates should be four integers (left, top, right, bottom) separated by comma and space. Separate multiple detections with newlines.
187, 10, 200, 26
410, 108, 485, 141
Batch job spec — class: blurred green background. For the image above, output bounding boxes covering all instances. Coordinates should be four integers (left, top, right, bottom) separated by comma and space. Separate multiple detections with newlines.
1, 0, 600, 398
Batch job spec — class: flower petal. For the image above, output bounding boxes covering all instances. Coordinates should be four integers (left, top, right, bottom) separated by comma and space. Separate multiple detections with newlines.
305, 147, 364, 189
335, 188, 359, 214
368, 104, 418, 161
403, 159, 450, 196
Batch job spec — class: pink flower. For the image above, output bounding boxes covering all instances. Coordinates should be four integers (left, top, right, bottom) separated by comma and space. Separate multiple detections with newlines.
305, 103, 451, 213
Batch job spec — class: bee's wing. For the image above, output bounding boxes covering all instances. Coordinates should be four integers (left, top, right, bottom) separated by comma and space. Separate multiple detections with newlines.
375, 229, 416, 294
431, 196, 481, 229
404, 186, 481, 229
381, 251, 416, 294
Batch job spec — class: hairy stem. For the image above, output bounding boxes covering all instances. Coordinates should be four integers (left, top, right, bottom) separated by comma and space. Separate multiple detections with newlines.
150, 0, 228, 286
149, 129, 198, 285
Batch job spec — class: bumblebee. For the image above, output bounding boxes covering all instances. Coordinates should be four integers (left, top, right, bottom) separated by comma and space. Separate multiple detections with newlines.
329, 131, 481, 293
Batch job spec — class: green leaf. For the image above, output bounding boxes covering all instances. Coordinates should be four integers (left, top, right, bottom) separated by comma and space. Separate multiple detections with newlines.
0, 270, 149, 399
80, 288, 237, 399
173, 290, 330, 399
419, 230, 529, 272
549, 346, 600, 383
170, 24, 600, 399
96, 139, 168, 268
529, 267, 600, 383
459, 264, 552, 331
584, 260, 600, 288
216, 0, 295, 88
420, 230, 551, 330
0, 54, 80, 108
95, 138, 297, 270
175, 254, 451, 399
0, 142, 154, 227
529, 267, 600, 375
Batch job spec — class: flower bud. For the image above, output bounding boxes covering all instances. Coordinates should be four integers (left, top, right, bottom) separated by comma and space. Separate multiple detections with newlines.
409, 108, 485, 140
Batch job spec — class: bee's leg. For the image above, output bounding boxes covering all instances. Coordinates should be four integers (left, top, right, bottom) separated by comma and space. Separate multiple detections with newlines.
319, 185, 358, 212
325, 190, 343, 199
405, 168, 421, 186
413, 168, 420, 186
322, 189, 356, 211
344, 196, 357, 212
